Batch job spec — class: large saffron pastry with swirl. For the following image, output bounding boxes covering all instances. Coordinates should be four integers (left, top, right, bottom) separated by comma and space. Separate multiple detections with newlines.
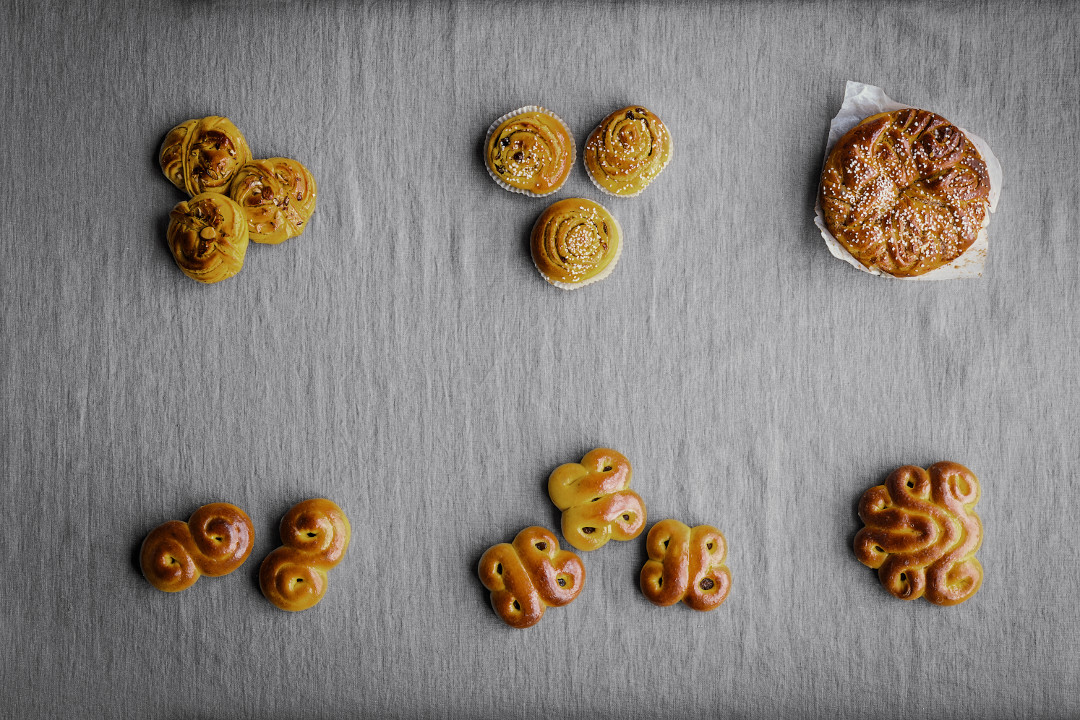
530, 198, 622, 289
854, 462, 983, 606
140, 503, 255, 593
477, 526, 585, 629
640, 519, 731, 612
260, 498, 351, 612
159, 116, 252, 196
548, 448, 646, 551
484, 106, 574, 197
819, 109, 991, 277
583, 106, 673, 197
166, 193, 249, 283
229, 157, 317, 244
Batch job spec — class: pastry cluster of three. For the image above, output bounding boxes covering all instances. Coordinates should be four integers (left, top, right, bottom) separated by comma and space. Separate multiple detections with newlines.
159, 116, 317, 283
479, 448, 733, 628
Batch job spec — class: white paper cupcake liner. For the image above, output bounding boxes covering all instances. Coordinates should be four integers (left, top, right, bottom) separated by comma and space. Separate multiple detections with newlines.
484, 105, 576, 198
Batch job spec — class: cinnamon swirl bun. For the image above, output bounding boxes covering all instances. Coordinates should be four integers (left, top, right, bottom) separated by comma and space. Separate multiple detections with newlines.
583, 106, 672, 197
530, 198, 622, 289
484, 106, 574, 197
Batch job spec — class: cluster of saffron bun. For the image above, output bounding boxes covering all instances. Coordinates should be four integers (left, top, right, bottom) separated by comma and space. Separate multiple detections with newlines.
158, 116, 317, 284
819, 108, 992, 277
484, 105, 673, 290
477, 448, 732, 629
140, 498, 349, 612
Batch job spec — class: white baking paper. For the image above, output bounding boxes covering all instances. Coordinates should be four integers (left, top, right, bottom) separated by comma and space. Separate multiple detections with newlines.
813, 81, 1003, 280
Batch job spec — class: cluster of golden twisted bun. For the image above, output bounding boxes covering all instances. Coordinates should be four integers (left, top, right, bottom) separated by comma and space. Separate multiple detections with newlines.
854, 462, 983, 606
158, 116, 317, 284
483, 105, 671, 290
140, 498, 349, 612
819, 108, 991, 277
478, 448, 732, 629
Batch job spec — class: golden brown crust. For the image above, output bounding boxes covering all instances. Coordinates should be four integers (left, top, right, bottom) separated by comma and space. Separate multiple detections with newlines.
259, 499, 351, 612
854, 462, 983, 606
548, 448, 646, 551
820, 109, 990, 277
140, 503, 254, 592
229, 158, 317, 245
159, 117, 252, 196
640, 519, 731, 611
530, 198, 622, 289
485, 108, 574, 196
477, 526, 585, 629
166, 193, 249, 283
583, 106, 672, 197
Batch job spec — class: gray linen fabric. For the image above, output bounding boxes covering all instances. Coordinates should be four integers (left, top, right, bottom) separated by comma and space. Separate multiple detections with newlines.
1, 0, 1078, 717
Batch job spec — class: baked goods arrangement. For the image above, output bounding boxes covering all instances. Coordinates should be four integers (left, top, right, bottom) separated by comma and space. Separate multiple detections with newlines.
260, 499, 352, 612
854, 462, 983, 606
478, 526, 586, 629
478, 447, 733, 628
158, 115, 317, 283
640, 519, 732, 612
530, 198, 622, 290
140, 503, 255, 593
484, 103, 671, 289
547, 448, 645, 550
583, 106, 673, 197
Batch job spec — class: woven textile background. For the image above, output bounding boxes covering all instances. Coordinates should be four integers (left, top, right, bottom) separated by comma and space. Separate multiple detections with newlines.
2, 1, 1078, 717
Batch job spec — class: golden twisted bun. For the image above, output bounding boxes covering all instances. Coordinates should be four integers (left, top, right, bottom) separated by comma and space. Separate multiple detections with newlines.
819, 109, 990, 277
530, 198, 622, 289
140, 503, 254, 593
159, 116, 252, 196
477, 526, 585, 629
166, 193, 249, 283
259, 499, 351, 612
854, 462, 983, 606
583, 106, 672, 197
548, 448, 646, 551
484, 107, 574, 197
229, 158, 317, 245
640, 519, 731, 611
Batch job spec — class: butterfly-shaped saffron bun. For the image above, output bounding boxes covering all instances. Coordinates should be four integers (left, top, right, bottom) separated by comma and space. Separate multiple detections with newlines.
854, 462, 983, 606
639, 519, 731, 611
477, 527, 585, 629
547, 448, 646, 551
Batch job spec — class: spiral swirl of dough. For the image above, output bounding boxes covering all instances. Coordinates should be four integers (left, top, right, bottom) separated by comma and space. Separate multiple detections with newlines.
819, 109, 991, 277
640, 519, 731, 612
259, 499, 351, 612
166, 193, 249, 284
583, 106, 673, 197
530, 198, 622, 289
854, 462, 983, 606
484, 107, 574, 197
477, 527, 585, 629
159, 116, 252, 196
548, 448, 646, 551
140, 503, 255, 593
229, 158, 317, 245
